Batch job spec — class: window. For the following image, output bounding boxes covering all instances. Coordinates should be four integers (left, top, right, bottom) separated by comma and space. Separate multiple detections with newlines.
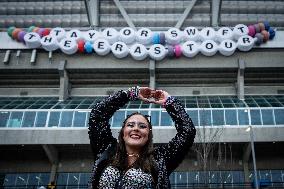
250, 109, 262, 125
253, 98, 270, 107
199, 171, 207, 184
48, 112, 61, 127
212, 110, 225, 126
56, 173, 68, 189
209, 171, 221, 188
221, 171, 233, 184
79, 173, 91, 186
232, 171, 244, 183
68, 173, 80, 187
86, 112, 90, 127
3, 174, 17, 187
259, 170, 272, 181
211, 103, 223, 108
0, 111, 10, 127
198, 103, 211, 108
140, 101, 150, 109
15, 104, 31, 109
59, 111, 74, 127
7, 112, 23, 127
127, 101, 141, 109
270, 170, 283, 187
274, 109, 284, 125
169, 173, 175, 185
112, 111, 125, 127
35, 112, 48, 127
41, 104, 54, 109
73, 111, 87, 127
175, 172, 188, 187
16, 174, 28, 187
199, 110, 212, 126
126, 110, 139, 116
161, 111, 172, 126
37, 173, 49, 187
22, 111, 36, 127
188, 171, 199, 184
187, 103, 198, 108
261, 109, 275, 125
238, 110, 249, 125
77, 104, 89, 109
28, 173, 41, 186
150, 110, 160, 126
65, 104, 79, 109
187, 110, 199, 126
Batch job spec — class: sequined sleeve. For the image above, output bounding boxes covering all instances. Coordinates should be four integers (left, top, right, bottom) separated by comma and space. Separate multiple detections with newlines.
88, 87, 140, 159
156, 96, 196, 173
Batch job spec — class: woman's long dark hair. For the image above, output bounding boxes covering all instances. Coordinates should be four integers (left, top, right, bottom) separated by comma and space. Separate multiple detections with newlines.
110, 112, 158, 183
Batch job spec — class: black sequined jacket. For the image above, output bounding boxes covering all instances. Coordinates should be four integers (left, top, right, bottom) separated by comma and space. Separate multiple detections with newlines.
88, 89, 196, 189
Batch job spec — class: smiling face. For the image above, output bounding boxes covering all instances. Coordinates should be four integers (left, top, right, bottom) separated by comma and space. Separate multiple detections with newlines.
122, 114, 150, 152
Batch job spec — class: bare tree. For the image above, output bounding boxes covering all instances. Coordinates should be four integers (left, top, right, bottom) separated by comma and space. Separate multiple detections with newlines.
217, 143, 234, 184
193, 123, 224, 185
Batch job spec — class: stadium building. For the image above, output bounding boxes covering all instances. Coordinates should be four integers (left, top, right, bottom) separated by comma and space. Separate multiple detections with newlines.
0, 0, 284, 188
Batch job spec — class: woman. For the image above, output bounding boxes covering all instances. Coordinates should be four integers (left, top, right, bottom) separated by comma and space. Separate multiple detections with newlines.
88, 86, 196, 188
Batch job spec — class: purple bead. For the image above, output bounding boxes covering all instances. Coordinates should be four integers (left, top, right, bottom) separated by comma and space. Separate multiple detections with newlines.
159, 32, 166, 45
17, 31, 26, 43
264, 21, 270, 31
254, 24, 260, 33
254, 33, 263, 46
167, 46, 175, 58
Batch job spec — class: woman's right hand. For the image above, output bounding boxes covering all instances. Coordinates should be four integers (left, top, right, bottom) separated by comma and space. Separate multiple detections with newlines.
138, 87, 154, 102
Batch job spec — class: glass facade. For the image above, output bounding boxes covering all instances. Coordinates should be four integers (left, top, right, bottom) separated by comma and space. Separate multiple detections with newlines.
0, 96, 284, 128
1, 96, 283, 110
2, 173, 50, 188
1, 170, 284, 188
1, 107, 284, 128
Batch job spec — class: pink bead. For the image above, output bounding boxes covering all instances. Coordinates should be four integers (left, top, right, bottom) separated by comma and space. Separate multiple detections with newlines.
248, 25, 256, 37
174, 45, 182, 58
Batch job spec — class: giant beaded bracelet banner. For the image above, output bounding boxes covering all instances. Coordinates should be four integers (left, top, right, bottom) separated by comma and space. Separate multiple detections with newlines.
7, 22, 276, 61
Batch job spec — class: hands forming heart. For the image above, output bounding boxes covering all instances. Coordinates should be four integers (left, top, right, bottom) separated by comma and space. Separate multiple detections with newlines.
138, 87, 170, 105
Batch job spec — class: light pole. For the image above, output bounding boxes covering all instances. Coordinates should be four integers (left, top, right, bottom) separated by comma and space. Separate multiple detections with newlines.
246, 109, 259, 189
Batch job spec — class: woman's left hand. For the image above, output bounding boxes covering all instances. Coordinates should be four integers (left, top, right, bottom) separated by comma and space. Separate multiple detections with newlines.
151, 90, 170, 105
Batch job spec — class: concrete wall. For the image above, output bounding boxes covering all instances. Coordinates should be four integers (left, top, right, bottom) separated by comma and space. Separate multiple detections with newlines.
1, 127, 284, 145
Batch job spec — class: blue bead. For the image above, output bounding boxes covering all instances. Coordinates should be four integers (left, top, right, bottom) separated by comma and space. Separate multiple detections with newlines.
84, 41, 93, 53
152, 33, 160, 44
264, 21, 270, 31
268, 28, 275, 40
